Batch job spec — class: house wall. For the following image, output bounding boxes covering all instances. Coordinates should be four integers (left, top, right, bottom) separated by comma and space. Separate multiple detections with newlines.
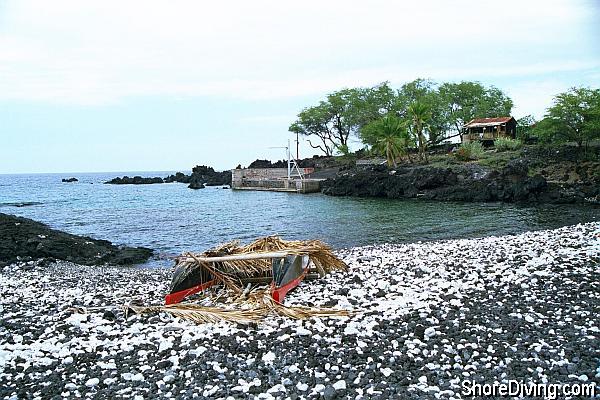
462, 119, 518, 143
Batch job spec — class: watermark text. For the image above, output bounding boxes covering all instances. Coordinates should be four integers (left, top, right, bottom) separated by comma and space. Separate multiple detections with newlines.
462, 380, 596, 399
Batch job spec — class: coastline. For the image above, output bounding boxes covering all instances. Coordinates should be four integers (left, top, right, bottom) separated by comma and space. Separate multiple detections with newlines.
1, 223, 598, 399
5, 171, 599, 261
0, 213, 153, 267
321, 149, 600, 205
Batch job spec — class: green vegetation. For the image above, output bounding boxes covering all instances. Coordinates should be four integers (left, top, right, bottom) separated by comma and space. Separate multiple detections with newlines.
494, 137, 522, 151
476, 149, 523, 169
454, 142, 485, 161
427, 147, 524, 170
532, 87, 600, 149
289, 79, 514, 160
288, 88, 364, 156
407, 102, 431, 162
361, 115, 413, 167
516, 115, 536, 141
289, 80, 599, 166
438, 81, 513, 138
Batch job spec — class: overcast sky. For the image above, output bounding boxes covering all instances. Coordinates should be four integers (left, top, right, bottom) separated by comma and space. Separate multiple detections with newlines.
1, 0, 599, 173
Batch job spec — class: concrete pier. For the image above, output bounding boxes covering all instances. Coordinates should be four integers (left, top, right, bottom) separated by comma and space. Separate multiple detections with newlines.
231, 168, 324, 193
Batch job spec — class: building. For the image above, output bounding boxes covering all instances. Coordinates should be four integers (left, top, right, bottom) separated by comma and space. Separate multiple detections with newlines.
462, 117, 517, 144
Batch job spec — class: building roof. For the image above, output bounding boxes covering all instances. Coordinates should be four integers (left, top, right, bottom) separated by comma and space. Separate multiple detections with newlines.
464, 117, 514, 128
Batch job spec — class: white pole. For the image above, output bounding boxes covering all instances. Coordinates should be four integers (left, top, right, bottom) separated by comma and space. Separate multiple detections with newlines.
287, 139, 291, 180
178, 251, 304, 263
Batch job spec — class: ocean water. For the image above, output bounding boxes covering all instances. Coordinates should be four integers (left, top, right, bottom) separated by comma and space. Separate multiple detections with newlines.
1, 172, 599, 267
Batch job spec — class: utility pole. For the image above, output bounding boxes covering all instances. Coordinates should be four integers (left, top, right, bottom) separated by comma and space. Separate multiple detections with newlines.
269, 140, 303, 182
295, 131, 299, 161
287, 139, 291, 180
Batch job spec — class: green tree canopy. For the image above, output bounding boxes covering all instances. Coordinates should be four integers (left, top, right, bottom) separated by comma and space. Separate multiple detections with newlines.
361, 115, 413, 166
354, 81, 398, 125
289, 88, 366, 156
534, 87, 600, 148
395, 79, 449, 146
289, 85, 397, 156
290, 79, 514, 157
289, 102, 335, 156
439, 81, 513, 136
407, 102, 432, 162
516, 115, 536, 141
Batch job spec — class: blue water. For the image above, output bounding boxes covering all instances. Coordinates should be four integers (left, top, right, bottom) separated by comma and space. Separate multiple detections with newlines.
1, 172, 599, 267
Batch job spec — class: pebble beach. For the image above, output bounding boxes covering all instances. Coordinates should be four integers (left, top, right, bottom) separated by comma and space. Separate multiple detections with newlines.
1, 223, 599, 399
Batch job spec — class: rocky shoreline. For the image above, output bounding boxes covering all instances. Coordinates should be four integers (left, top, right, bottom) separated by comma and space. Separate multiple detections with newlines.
1, 223, 598, 399
322, 158, 599, 204
0, 213, 153, 267
98, 145, 600, 204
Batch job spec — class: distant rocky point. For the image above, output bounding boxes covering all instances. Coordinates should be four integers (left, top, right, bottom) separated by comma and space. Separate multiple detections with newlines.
105, 176, 164, 185
61, 177, 78, 183
186, 165, 231, 189
106, 165, 232, 189
163, 172, 190, 184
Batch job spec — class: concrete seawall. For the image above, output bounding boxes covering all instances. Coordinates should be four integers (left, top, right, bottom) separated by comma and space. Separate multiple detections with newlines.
231, 168, 323, 193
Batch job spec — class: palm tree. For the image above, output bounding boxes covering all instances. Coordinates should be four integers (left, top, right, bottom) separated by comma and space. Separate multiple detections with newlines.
361, 115, 412, 167
407, 102, 431, 163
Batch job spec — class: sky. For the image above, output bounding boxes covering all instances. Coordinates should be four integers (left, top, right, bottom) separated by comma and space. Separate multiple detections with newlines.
1, 0, 599, 174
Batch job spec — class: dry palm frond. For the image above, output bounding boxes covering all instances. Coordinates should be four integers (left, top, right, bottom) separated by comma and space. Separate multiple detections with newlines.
129, 287, 351, 324
265, 300, 352, 320
176, 236, 348, 281
187, 254, 243, 293
158, 236, 352, 324
244, 288, 353, 320
129, 303, 264, 324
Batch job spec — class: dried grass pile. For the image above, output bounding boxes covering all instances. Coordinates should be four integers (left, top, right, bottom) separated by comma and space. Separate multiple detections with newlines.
174, 236, 348, 292
132, 237, 352, 324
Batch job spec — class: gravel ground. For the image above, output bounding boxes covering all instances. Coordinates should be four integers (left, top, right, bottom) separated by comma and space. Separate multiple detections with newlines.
1, 223, 599, 399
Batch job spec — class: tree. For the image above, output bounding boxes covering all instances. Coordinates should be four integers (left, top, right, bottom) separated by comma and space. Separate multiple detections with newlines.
354, 82, 398, 125
439, 81, 513, 138
292, 80, 516, 157
289, 103, 335, 156
534, 87, 600, 148
361, 115, 413, 167
289, 88, 364, 156
395, 79, 452, 146
516, 115, 536, 141
326, 88, 362, 147
407, 102, 432, 163
396, 79, 436, 109
334, 143, 351, 157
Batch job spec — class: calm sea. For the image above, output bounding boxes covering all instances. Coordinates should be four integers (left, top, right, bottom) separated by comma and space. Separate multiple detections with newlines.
1, 172, 599, 267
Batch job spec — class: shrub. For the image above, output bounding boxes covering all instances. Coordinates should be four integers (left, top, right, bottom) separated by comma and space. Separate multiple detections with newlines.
454, 142, 485, 161
494, 137, 522, 151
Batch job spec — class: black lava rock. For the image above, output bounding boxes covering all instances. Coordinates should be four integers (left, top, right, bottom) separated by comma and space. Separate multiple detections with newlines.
105, 176, 164, 185
0, 213, 153, 265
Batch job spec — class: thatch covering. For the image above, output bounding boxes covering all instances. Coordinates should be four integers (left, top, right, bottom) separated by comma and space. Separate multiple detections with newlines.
133, 237, 351, 324
172, 236, 349, 293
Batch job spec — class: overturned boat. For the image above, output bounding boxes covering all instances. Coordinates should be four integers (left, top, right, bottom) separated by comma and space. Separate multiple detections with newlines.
166, 236, 349, 305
